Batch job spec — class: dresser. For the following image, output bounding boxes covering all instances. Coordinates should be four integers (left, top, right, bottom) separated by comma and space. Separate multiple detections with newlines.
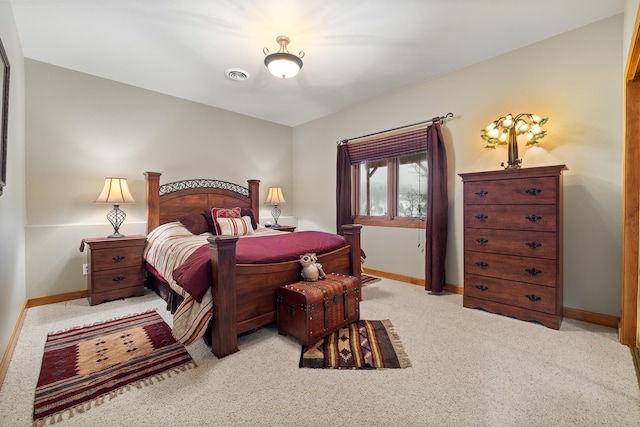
459, 165, 566, 329
81, 235, 147, 306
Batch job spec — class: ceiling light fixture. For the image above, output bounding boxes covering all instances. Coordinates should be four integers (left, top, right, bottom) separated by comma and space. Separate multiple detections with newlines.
263, 36, 304, 79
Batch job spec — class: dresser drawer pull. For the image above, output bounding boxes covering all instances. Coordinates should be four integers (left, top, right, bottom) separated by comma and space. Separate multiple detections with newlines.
112, 276, 126, 282
112, 255, 126, 262
525, 294, 542, 302
475, 285, 489, 291
525, 268, 542, 276
475, 261, 489, 268
474, 190, 488, 198
525, 241, 542, 249
525, 214, 542, 223
475, 238, 489, 245
475, 214, 489, 222
525, 188, 542, 196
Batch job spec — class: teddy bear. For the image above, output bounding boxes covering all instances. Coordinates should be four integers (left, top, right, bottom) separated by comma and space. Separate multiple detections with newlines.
299, 253, 327, 282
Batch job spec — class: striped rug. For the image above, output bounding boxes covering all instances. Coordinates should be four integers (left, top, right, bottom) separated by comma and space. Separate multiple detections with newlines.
33, 310, 195, 425
299, 319, 411, 369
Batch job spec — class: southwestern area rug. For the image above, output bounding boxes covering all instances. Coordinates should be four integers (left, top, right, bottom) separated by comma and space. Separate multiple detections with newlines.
300, 319, 411, 369
33, 310, 195, 425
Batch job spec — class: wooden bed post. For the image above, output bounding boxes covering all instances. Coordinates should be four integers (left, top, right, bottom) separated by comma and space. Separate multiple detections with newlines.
144, 172, 161, 234
208, 235, 239, 358
342, 224, 362, 283
247, 179, 260, 218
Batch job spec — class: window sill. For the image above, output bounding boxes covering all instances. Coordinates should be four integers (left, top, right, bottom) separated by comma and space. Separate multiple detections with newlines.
354, 216, 425, 229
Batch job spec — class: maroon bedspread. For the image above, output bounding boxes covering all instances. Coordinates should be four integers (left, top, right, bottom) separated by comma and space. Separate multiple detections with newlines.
173, 231, 346, 302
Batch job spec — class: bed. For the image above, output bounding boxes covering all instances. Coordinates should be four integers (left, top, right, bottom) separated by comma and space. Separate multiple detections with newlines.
143, 172, 362, 358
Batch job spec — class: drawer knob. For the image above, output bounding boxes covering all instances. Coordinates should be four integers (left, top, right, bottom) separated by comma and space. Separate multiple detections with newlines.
113, 276, 125, 282
475, 238, 489, 245
475, 214, 489, 222
475, 261, 489, 268
475, 190, 488, 198
112, 255, 126, 262
525, 241, 542, 249
525, 294, 542, 302
525, 188, 542, 196
525, 268, 542, 276
475, 285, 489, 291
525, 214, 543, 223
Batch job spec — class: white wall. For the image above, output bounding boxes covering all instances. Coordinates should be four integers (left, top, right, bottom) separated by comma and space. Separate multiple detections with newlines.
24, 60, 293, 297
293, 15, 624, 317
0, 2, 26, 359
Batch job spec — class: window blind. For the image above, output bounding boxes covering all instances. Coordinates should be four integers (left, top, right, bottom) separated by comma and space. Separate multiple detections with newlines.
346, 127, 427, 164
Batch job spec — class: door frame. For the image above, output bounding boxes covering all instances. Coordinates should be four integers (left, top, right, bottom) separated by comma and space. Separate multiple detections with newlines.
621, 6, 640, 347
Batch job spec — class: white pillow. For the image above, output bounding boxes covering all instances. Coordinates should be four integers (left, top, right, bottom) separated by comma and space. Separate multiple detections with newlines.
216, 216, 255, 236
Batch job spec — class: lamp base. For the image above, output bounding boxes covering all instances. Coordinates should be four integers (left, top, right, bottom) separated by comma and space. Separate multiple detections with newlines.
271, 204, 281, 226
106, 204, 127, 238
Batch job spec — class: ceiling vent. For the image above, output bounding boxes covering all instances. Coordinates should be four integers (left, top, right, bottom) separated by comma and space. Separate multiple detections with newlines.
224, 68, 250, 81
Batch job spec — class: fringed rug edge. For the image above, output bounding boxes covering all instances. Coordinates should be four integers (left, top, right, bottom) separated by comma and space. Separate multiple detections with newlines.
379, 319, 412, 369
33, 359, 196, 426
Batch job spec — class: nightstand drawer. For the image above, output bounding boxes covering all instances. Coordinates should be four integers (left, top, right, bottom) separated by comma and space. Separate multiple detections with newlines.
92, 246, 144, 270
92, 266, 144, 293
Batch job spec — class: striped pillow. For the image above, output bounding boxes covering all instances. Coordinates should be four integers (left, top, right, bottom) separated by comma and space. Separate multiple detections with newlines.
216, 216, 255, 236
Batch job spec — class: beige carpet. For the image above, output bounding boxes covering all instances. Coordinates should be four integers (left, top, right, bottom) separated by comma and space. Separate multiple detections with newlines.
1, 278, 639, 426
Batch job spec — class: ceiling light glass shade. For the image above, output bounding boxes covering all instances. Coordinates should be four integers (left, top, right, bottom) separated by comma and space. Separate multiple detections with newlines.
263, 36, 304, 79
265, 53, 303, 79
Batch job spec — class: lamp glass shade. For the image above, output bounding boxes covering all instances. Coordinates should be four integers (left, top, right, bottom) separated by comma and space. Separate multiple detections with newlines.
265, 187, 286, 205
94, 178, 136, 204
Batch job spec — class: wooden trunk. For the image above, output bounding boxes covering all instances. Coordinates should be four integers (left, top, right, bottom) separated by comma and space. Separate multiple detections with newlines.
276, 273, 360, 347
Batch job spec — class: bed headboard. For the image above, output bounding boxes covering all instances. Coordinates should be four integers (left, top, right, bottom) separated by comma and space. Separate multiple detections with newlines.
144, 172, 260, 234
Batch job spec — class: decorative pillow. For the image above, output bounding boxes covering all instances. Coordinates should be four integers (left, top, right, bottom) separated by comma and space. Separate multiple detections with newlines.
211, 207, 242, 235
216, 216, 255, 236
176, 210, 210, 235
240, 208, 258, 230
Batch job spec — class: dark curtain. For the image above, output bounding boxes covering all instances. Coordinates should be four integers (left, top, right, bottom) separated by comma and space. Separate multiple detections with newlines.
336, 144, 352, 235
425, 120, 448, 292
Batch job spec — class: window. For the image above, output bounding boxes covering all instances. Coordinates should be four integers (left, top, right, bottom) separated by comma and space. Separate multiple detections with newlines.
355, 152, 427, 228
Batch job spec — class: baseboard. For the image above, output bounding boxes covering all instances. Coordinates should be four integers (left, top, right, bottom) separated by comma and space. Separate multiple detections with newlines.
0, 290, 87, 391
362, 268, 619, 329
0, 300, 28, 392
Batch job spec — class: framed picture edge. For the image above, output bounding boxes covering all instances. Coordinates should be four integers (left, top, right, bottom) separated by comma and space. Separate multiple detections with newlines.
0, 35, 10, 196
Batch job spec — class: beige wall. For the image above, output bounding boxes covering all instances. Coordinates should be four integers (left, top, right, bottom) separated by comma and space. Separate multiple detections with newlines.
0, 2, 26, 360
24, 60, 293, 297
293, 15, 624, 317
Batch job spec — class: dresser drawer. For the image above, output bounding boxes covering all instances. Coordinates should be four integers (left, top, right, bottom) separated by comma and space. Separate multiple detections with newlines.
465, 274, 557, 314
463, 177, 557, 205
465, 251, 557, 286
92, 246, 143, 270
92, 266, 144, 293
464, 204, 556, 232
464, 228, 557, 259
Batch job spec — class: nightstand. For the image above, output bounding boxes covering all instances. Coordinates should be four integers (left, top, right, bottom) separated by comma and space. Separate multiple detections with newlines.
80, 235, 147, 306
271, 225, 296, 232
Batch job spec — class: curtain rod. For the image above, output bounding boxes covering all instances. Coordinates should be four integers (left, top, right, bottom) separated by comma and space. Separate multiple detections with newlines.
337, 112, 454, 145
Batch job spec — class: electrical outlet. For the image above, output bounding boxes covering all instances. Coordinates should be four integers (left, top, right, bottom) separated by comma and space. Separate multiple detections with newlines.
82, 264, 88, 275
